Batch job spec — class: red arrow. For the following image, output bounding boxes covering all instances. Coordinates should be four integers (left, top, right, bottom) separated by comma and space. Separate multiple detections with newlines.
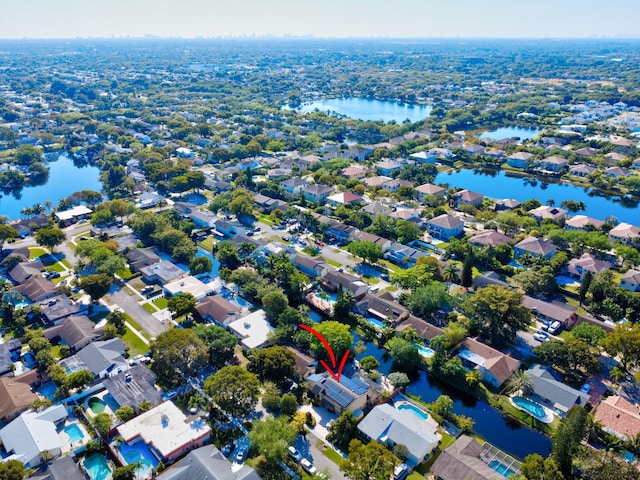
299, 324, 349, 382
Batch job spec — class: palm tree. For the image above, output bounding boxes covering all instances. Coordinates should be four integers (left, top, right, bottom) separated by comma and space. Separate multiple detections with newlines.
20, 207, 34, 219
610, 366, 626, 386
443, 263, 460, 287
465, 370, 481, 388
504, 370, 533, 396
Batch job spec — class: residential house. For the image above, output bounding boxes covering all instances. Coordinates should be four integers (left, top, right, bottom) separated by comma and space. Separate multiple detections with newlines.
409, 150, 437, 163
426, 214, 464, 240
322, 270, 369, 299
327, 191, 363, 207
302, 184, 334, 203
485, 148, 505, 159
389, 208, 422, 224
605, 152, 628, 164
362, 202, 393, 216
526, 365, 590, 417
564, 215, 604, 230
468, 230, 512, 247
266, 167, 292, 179
227, 310, 273, 349
513, 236, 556, 260
362, 175, 393, 188
473, 271, 512, 290
358, 403, 441, 466
102, 364, 163, 412
214, 219, 247, 237
395, 315, 445, 343
13, 276, 57, 303
351, 231, 392, 252
280, 177, 308, 197
341, 166, 367, 179
568, 164, 597, 177
125, 248, 160, 272
374, 160, 404, 176
453, 190, 484, 207
605, 166, 630, 178
116, 401, 211, 465
354, 291, 410, 325
384, 242, 427, 267
620, 269, 640, 292
575, 147, 597, 158
307, 372, 370, 413
537, 155, 568, 173
344, 146, 374, 160
196, 295, 242, 326
457, 338, 521, 388
54, 205, 93, 223
164, 275, 213, 301
0, 375, 38, 422
9, 214, 49, 238
429, 147, 453, 160
609, 222, 640, 246
28, 455, 86, 480
593, 395, 640, 441
155, 445, 260, 480
430, 435, 510, 480
0, 339, 22, 375
190, 210, 218, 229
43, 315, 103, 353
60, 338, 129, 379
462, 143, 485, 156
9, 260, 44, 284
325, 221, 355, 244
136, 192, 164, 209
381, 178, 413, 193
286, 347, 316, 379
564, 253, 611, 281
522, 296, 577, 329
415, 183, 446, 201
0, 405, 68, 468
39, 294, 88, 326
140, 261, 185, 285
291, 253, 328, 278
506, 152, 534, 169
528, 205, 568, 222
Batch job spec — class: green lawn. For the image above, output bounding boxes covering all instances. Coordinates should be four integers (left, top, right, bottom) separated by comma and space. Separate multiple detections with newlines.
116, 267, 135, 280
318, 442, 344, 465
49, 262, 66, 273
121, 327, 149, 356
61, 259, 72, 269
323, 258, 341, 268
29, 247, 48, 259
142, 302, 158, 313
153, 297, 169, 309
198, 236, 216, 253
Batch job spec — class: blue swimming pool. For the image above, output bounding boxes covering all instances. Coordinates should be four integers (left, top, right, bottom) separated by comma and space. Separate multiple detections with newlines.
488, 460, 516, 478
314, 291, 337, 303
37, 381, 57, 399
119, 441, 160, 478
64, 423, 85, 443
397, 402, 430, 421
415, 344, 435, 358
512, 396, 547, 420
84, 454, 111, 480
366, 317, 386, 330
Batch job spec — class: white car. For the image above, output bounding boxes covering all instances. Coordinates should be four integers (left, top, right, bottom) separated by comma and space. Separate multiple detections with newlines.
288, 446, 302, 462
300, 458, 316, 475
533, 331, 549, 342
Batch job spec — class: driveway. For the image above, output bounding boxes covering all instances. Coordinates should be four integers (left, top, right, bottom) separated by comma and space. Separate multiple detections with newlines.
293, 432, 347, 480
109, 288, 168, 338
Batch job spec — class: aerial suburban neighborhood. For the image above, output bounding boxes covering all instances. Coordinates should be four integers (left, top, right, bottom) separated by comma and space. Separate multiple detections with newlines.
0, 29, 640, 480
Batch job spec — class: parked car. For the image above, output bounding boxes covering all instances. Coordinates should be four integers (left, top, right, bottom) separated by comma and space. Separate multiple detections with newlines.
288, 446, 302, 462
300, 459, 316, 475
236, 447, 248, 463
393, 463, 409, 480
533, 331, 549, 342
221, 442, 234, 457
540, 320, 552, 331
315, 240, 325, 246
548, 321, 563, 335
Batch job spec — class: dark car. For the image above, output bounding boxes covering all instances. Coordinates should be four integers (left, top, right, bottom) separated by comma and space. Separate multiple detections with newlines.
222, 442, 235, 456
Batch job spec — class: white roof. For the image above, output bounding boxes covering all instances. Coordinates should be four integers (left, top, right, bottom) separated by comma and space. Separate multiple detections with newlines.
164, 275, 213, 301
117, 401, 211, 460
228, 309, 273, 349
55, 205, 93, 221
0, 405, 67, 467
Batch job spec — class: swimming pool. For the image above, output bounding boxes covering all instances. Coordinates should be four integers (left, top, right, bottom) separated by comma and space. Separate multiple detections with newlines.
488, 460, 516, 478
88, 397, 106, 414
511, 396, 553, 423
415, 344, 435, 358
64, 423, 85, 443
366, 317, 386, 330
396, 402, 430, 421
118, 441, 160, 478
84, 454, 112, 480
314, 291, 337, 303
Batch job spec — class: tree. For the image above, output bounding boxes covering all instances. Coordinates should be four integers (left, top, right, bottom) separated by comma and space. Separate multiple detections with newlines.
552, 406, 588, 477
280, 393, 298, 417
513, 266, 557, 297
571, 322, 605, 346
390, 263, 436, 290
112, 465, 136, 480
358, 355, 380, 372
405, 282, 451, 317
521, 454, 563, 480
327, 411, 358, 450
107, 310, 126, 333
115, 406, 136, 422
431, 395, 454, 420
150, 329, 208, 388
0, 459, 27, 480
443, 262, 460, 286
386, 337, 422, 373
579, 270, 593, 305
94, 412, 113, 443
464, 285, 531, 347
261, 381, 281, 411
0, 225, 17, 254
346, 240, 383, 264
188, 256, 212, 275
192, 324, 238, 368
215, 241, 241, 269
67, 369, 94, 391
309, 321, 353, 364
387, 371, 410, 389
35, 228, 66, 252
204, 366, 260, 417
248, 346, 295, 385
248, 416, 297, 464
461, 251, 474, 288
534, 337, 600, 375
167, 293, 197, 319
603, 322, 640, 371
80, 274, 112, 303
261, 289, 289, 320
505, 370, 533, 395
341, 439, 399, 480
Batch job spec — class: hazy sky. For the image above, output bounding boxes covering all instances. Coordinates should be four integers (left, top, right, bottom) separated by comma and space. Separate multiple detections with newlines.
1, 0, 639, 39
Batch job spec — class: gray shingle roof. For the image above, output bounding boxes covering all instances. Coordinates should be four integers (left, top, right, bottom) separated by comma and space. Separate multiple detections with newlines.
156, 445, 260, 480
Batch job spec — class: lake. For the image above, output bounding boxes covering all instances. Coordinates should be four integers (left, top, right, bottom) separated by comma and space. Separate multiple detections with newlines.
353, 336, 552, 460
435, 168, 639, 224
0, 154, 102, 220
479, 126, 541, 141
295, 97, 432, 123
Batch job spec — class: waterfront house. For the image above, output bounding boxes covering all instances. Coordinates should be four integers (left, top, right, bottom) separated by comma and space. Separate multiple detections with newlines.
608, 222, 640, 246
426, 214, 464, 240
291, 253, 328, 279
54, 205, 93, 223
568, 164, 596, 177
513, 236, 556, 260
354, 291, 410, 325
410, 150, 437, 163
453, 189, 484, 207
522, 296, 577, 328
395, 315, 445, 343
416, 183, 446, 201
227, 310, 273, 349
593, 395, 640, 441
537, 155, 568, 173
605, 166, 630, 178
462, 143, 485, 156
116, 401, 211, 465
302, 184, 334, 203
196, 295, 242, 326
528, 205, 567, 222
429, 147, 453, 159
526, 365, 590, 417
620, 269, 640, 292
564, 253, 611, 281
457, 338, 521, 388
155, 444, 260, 480
322, 270, 369, 299
430, 435, 511, 480
564, 215, 604, 230
0, 374, 38, 422
358, 403, 441, 466
506, 151, 533, 169
60, 338, 128, 379
307, 372, 370, 414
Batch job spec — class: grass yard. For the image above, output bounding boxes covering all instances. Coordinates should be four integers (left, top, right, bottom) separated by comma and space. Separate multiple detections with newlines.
234, 345, 249, 368
317, 441, 344, 465
142, 302, 158, 313
48, 262, 66, 273
198, 236, 216, 253
61, 259, 72, 269
122, 327, 149, 356
29, 247, 48, 259
116, 267, 134, 280
153, 297, 168, 309
323, 258, 342, 268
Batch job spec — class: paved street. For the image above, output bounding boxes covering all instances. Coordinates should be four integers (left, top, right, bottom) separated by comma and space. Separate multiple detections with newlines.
109, 288, 168, 338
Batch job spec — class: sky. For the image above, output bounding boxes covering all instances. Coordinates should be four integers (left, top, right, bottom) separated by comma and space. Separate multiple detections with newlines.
1, 0, 639, 39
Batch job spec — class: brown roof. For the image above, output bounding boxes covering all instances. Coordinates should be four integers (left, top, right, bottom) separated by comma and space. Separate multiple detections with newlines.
593, 395, 640, 440
13, 276, 57, 302
196, 296, 242, 323
43, 315, 103, 352
468, 230, 512, 247
460, 338, 520, 385
286, 347, 316, 378
395, 315, 445, 340
430, 435, 508, 480
0, 376, 38, 420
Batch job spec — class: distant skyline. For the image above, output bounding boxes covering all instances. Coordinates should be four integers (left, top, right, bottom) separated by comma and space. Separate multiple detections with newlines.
2, 0, 639, 40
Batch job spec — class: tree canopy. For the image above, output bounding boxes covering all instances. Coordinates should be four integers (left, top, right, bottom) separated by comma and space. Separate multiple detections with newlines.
204, 366, 260, 417
150, 328, 208, 388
